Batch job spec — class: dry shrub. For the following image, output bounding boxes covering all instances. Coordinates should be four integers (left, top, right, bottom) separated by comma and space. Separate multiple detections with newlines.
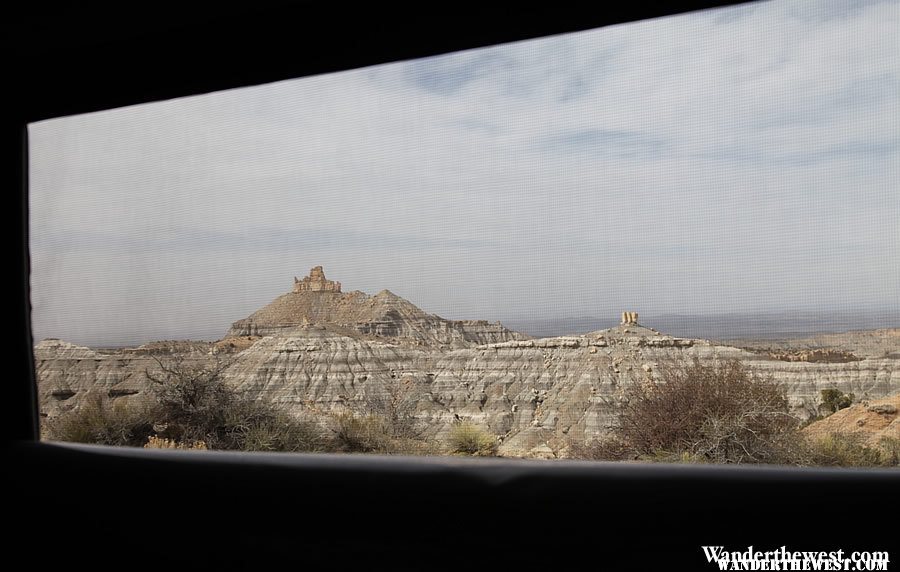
332, 412, 392, 453
146, 355, 235, 447
144, 435, 207, 450
617, 360, 801, 464
806, 433, 896, 468
568, 435, 633, 461
44, 394, 156, 447
46, 355, 331, 453
878, 437, 900, 466
820, 388, 854, 415
147, 355, 331, 452
359, 377, 426, 441
571, 359, 805, 464
447, 422, 498, 456
230, 407, 333, 453
331, 376, 434, 455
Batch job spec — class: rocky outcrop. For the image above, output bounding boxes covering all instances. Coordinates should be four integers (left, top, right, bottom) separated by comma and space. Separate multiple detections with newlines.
293, 265, 341, 293
222, 325, 433, 409
228, 268, 527, 348
757, 349, 861, 363
34, 339, 216, 418
802, 393, 900, 449
621, 311, 639, 325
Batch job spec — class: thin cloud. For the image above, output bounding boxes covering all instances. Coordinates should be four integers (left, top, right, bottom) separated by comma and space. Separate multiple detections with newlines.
540, 128, 667, 160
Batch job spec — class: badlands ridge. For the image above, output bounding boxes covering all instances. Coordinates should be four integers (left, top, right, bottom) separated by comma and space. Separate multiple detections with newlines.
35, 267, 899, 457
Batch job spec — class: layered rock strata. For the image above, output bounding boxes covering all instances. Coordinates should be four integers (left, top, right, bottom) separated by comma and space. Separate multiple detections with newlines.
33, 269, 900, 458
36, 324, 899, 457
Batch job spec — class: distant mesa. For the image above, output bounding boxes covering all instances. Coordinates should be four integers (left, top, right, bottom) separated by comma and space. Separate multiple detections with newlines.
227, 265, 528, 347
293, 266, 341, 293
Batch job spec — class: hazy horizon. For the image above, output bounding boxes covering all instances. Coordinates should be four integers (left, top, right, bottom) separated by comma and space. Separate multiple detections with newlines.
44, 307, 900, 349
29, 0, 900, 347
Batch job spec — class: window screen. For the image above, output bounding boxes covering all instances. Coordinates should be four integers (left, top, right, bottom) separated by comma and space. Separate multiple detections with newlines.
30, 0, 899, 465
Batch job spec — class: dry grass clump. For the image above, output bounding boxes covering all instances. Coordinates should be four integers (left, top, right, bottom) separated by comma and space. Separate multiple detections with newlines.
44, 394, 156, 447
330, 377, 434, 455
144, 435, 207, 450
805, 434, 897, 468
447, 422, 498, 456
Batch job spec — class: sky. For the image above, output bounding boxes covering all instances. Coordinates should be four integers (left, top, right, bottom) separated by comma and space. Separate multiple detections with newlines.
29, 0, 900, 346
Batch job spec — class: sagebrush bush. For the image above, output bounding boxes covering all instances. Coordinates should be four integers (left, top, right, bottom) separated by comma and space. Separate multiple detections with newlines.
567, 435, 632, 461
806, 433, 893, 468
331, 410, 436, 455
146, 356, 236, 448
358, 378, 426, 441
877, 437, 900, 467
332, 412, 393, 453
46, 355, 332, 453
820, 388, 854, 415
227, 405, 332, 453
447, 422, 498, 456
617, 360, 801, 464
571, 360, 804, 465
330, 376, 434, 455
146, 356, 331, 452
44, 394, 156, 447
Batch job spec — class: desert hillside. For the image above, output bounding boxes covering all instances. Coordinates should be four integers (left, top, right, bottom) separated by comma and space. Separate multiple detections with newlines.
35, 267, 900, 458
803, 393, 899, 448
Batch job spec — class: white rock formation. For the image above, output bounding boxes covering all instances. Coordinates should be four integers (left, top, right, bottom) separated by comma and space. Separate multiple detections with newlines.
35, 321, 899, 458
